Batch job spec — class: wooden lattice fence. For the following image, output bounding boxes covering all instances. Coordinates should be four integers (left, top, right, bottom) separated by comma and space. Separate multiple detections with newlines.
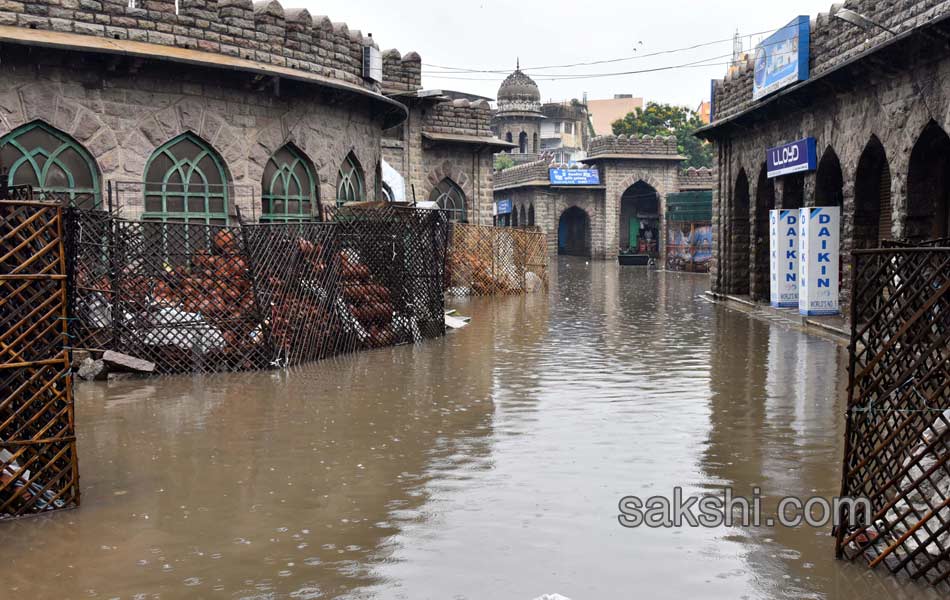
836, 244, 950, 589
0, 199, 80, 520
445, 223, 548, 297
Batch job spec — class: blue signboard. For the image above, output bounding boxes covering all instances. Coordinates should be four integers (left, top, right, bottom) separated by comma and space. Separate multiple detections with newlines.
753, 16, 810, 101
766, 137, 817, 179
549, 168, 601, 186
495, 199, 512, 215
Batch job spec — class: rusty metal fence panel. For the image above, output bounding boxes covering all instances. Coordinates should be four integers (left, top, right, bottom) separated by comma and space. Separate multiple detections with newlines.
836, 246, 950, 590
0, 200, 80, 520
65, 205, 450, 375
445, 223, 548, 297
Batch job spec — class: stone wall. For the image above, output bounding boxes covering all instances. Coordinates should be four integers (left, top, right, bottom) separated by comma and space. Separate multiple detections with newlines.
587, 134, 679, 158
0, 46, 383, 220
0, 0, 424, 94
493, 158, 551, 189
496, 186, 606, 258
382, 49, 422, 94
383, 98, 496, 224
677, 167, 715, 191
703, 8, 950, 316
712, 0, 950, 121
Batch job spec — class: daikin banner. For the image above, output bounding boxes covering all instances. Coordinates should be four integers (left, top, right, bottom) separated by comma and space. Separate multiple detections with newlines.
798, 207, 840, 316
769, 209, 799, 308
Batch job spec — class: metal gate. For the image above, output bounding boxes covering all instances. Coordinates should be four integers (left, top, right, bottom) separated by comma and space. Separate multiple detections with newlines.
0, 197, 80, 519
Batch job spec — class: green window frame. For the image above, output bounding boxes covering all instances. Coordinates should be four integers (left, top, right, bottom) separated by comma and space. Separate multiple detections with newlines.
142, 132, 229, 226
261, 144, 317, 222
0, 120, 100, 208
336, 153, 365, 205
429, 178, 467, 223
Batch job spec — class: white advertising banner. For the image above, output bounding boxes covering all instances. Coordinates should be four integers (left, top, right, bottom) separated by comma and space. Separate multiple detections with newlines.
769, 209, 799, 308
798, 206, 840, 316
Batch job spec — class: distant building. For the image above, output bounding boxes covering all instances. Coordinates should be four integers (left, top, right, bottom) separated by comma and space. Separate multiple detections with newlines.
696, 101, 711, 124
540, 100, 591, 164
587, 95, 644, 136
490, 65, 545, 157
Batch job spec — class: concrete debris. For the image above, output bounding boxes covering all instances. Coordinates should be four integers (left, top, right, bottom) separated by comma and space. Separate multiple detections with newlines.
102, 350, 155, 374
77, 358, 107, 381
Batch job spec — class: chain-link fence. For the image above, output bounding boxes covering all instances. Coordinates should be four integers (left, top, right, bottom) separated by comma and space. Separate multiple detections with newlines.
445, 223, 548, 297
65, 205, 450, 375
1, 199, 80, 520
836, 245, 950, 590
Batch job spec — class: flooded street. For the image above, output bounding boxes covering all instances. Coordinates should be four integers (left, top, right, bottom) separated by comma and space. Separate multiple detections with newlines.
4, 259, 941, 599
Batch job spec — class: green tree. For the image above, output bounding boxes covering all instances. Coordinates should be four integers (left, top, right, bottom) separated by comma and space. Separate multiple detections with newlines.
494, 153, 515, 171
611, 102, 712, 169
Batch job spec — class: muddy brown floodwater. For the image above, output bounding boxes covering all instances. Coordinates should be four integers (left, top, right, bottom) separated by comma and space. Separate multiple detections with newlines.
4, 259, 944, 599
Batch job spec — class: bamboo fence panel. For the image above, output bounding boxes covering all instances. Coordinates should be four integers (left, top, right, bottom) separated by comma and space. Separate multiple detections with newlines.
836, 245, 950, 590
445, 223, 548, 297
0, 199, 80, 520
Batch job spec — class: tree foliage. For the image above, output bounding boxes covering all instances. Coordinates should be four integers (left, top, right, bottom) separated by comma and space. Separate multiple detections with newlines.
494, 153, 515, 172
611, 102, 712, 169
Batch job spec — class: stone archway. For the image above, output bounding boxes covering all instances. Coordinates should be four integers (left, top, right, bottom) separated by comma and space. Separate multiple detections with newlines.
729, 169, 751, 295
853, 135, 891, 248
619, 180, 660, 256
907, 120, 950, 241
558, 206, 591, 257
752, 163, 775, 301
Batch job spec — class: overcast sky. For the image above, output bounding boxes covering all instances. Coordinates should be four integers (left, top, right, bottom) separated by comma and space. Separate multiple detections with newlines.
297, 0, 837, 107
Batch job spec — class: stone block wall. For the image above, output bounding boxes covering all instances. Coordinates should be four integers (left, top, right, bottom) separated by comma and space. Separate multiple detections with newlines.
678, 167, 715, 191
383, 99, 496, 224
587, 134, 679, 158
0, 0, 415, 94
0, 46, 383, 221
382, 49, 422, 94
493, 158, 551, 189
712, 0, 950, 121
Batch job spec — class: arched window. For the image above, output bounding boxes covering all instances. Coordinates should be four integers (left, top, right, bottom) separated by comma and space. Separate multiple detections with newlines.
518, 131, 528, 154
0, 120, 100, 208
505, 132, 513, 143
429, 178, 467, 223
533, 132, 539, 153
520, 205, 526, 227
512, 205, 519, 227
381, 182, 395, 203
143, 132, 229, 225
528, 204, 535, 226
261, 144, 317, 222
337, 152, 365, 205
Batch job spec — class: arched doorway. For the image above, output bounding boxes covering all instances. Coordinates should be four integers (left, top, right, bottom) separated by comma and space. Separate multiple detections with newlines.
0, 120, 101, 208
519, 205, 526, 228
558, 206, 590, 256
907, 121, 950, 241
815, 147, 843, 208
730, 170, 751, 295
528, 204, 535, 226
753, 163, 775, 300
619, 181, 660, 257
782, 173, 804, 210
854, 136, 891, 248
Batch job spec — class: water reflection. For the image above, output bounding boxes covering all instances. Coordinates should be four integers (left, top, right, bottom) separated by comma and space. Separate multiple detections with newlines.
3, 259, 941, 599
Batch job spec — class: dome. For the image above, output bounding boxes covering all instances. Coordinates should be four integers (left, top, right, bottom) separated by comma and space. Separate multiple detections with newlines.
497, 68, 540, 103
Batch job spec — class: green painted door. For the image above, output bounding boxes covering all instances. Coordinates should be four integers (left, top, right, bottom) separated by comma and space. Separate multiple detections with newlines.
629, 217, 640, 250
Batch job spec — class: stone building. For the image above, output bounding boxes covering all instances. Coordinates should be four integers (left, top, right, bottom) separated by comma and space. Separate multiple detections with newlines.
540, 100, 591, 164
381, 83, 513, 225
698, 1, 950, 314
0, 0, 503, 226
493, 135, 713, 260
490, 66, 544, 156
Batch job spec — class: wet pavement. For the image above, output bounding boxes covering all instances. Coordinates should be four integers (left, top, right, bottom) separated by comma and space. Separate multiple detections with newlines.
4, 258, 942, 599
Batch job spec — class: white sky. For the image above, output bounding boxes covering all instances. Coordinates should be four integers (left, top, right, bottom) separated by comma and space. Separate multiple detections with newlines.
296, 0, 837, 107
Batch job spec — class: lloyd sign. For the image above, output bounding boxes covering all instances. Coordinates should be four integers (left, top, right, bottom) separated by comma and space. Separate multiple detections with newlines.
799, 207, 840, 316
769, 209, 799, 307
767, 137, 817, 178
